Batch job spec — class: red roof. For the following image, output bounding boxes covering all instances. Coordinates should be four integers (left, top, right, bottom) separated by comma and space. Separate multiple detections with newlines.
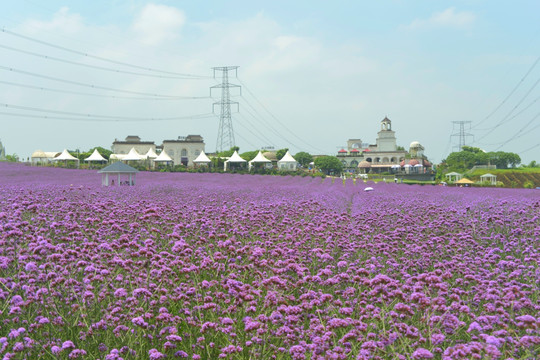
338, 149, 347, 153
363, 148, 371, 152
350, 149, 360, 153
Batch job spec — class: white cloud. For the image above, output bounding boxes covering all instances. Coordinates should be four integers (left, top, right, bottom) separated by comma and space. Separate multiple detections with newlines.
407, 7, 475, 30
21, 7, 83, 34
132, 3, 186, 46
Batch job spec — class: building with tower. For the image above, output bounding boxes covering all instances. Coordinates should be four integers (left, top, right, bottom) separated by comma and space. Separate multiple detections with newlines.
337, 117, 431, 176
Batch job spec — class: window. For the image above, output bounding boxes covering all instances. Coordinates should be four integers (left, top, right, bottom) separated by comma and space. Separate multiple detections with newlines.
181, 149, 187, 157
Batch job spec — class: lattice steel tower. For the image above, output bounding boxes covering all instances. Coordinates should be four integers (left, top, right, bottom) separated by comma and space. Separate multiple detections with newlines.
451, 121, 474, 151
211, 66, 240, 152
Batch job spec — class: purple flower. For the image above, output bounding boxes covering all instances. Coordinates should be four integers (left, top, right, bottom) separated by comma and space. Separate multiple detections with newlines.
412, 348, 433, 359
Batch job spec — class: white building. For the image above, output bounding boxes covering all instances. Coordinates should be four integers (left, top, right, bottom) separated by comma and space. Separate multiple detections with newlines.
337, 117, 430, 173
161, 135, 205, 167
112, 136, 156, 155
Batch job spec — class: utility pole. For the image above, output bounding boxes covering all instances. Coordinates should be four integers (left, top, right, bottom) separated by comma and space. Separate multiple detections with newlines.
211, 66, 240, 153
451, 121, 474, 152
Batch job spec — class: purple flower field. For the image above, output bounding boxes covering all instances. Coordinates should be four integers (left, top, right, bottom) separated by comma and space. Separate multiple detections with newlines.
0, 163, 539, 359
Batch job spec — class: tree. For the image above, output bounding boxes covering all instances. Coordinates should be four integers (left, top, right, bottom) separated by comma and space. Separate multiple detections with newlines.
4, 154, 19, 162
444, 151, 477, 170
487, 151, 520, 169
276, 148, 289, 161
314, 156, 343, 175
217, 146, 240, 158
240, 150, 259, 162
294, 151, 313, 167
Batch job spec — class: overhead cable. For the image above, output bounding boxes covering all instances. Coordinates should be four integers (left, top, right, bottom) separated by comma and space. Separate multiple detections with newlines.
0, 43, 209, 79
0, 80, 210, 100
0, 102, 214, 121
473, 55, 540, 129
0, 28, 211, 79
0, 65, 199, 98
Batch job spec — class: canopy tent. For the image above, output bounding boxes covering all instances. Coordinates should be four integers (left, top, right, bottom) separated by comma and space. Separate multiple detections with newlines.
85, 149, 106, 162
98, 162, 138, 186
277, 151, 298, 171
456, 178, 474, 186
193, 151, 211, 166
122, 147, 144, 161
480, 173, 497, 185
53, 149, 80, 168
144, 148, 159, 160
224, 151, 247, 171
249, 151, 272, 170
445, 172, 462, 182
153, 150, 173, 165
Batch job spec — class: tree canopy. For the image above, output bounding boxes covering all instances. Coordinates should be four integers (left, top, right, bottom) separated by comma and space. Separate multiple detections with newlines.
276, 148, 289, 161
240, 150, 259, 162
444, 147, 521, 170
314, 156, 343, 175
294, 152, 313, 167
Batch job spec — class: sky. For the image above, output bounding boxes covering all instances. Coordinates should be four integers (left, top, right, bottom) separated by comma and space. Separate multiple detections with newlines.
0, 0, 539, 164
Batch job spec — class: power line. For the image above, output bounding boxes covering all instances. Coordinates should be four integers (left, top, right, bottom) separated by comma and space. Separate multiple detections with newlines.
494, 111, 540, 150
238, 78, 327, 154
476, 76, 540, 142
0, 65, 198, 98
518, 142, 540, 155
473, 55, 540, 129
0, 80, 210, 101
0, 111, 214, 122
0, 28, 210, 79
0, 102, 213, 121
0, 43, 208, 79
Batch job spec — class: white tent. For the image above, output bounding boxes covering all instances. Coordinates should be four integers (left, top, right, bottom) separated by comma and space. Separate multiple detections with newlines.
53, 149, 80, 168
277, 151, 298, 171
248, 151, 272, 170
153, 150, 173, 165
193, 151, 211, 165
122, 148, 144, 161
224, 151, 247, 171
144, 148, 159, 160
85, 149, 106, 162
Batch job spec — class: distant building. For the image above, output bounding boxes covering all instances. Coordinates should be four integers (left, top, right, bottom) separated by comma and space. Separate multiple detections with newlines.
338, 117, 431, 174
111, 135, 205, 166
112, 136, 156, 155
162, 135, 205, 167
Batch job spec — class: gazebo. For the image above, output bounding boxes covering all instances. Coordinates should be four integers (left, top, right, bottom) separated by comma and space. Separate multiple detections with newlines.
249, 151, 272, 170
277, 151, 298, 171
224, 151, 247, 171
193, 151, 212, 167
85, 149, 107, 167
53, 149, 80, 168
480, 173, 497, 185
98, 162, 138, 186
445, 172, 463, 183
358, 161, 371, 174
